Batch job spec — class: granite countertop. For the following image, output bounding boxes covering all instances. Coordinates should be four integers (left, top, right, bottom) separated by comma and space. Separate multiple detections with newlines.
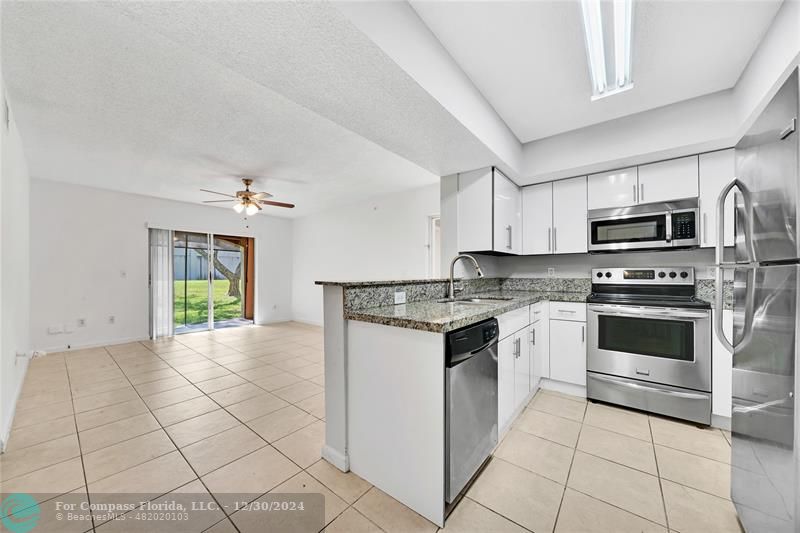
315, 279, 452, 287
345, 290, 588, 333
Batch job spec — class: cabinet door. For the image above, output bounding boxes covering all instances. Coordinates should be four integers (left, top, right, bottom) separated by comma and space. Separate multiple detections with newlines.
712, 309, 734, 418
530, 319, 549, 391
552, 176, 588, 254
587, 167, 638, 209
457, 168, 493, 252
493, 169, 522, 254
514, 334, 530, 409
549, 319, 586, 386
497, 335, 516, 430
522, 182, 553, 255
699, 149, 735, 248
637, 155, 699, 204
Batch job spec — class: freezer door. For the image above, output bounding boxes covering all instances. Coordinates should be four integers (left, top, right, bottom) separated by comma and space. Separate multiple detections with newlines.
731, 264, 797, 532
734, 68, 799, 264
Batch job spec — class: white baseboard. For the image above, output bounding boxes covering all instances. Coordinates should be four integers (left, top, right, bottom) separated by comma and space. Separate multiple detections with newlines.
712, 414, 731, 431
540, 379, 587, 399
290, 318, 324, 328
1, 358, 30, 454
36, 335, 150, 355
321, 444, 349, 472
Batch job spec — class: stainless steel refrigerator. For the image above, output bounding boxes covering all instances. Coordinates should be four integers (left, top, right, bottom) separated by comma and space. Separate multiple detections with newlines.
714, 67, 799, 533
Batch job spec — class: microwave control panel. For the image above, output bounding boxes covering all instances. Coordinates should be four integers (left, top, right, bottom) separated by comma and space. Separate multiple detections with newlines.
672, 211, 696, 240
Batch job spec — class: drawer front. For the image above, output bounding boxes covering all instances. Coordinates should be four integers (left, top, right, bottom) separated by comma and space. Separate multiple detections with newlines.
549, 302, 586, 322
497, 307, 529, 340
530, 302, 549, 323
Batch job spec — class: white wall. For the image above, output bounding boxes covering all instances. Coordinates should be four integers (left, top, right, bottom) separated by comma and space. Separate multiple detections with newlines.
291, 184, 440, 325
1, 84, 32, 448
29, 179, 293, 352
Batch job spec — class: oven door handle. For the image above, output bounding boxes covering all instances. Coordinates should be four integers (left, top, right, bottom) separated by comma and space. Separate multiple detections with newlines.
588, 308, 709, 320
590, 374, 709, 400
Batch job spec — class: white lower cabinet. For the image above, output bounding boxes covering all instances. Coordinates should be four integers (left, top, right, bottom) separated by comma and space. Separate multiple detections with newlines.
498, 335, 516, 430
529, 303, 550, 391
514, 333, 531, 408
549, 318, 587, 386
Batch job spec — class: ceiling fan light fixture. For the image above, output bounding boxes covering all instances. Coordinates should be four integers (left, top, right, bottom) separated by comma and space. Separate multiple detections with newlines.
233, 202, 245, 213
245, 203, 259, 216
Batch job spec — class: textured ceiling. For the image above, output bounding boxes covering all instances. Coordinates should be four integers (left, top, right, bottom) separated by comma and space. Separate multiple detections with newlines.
1, 2, 503, 217
411, 0, 783, 143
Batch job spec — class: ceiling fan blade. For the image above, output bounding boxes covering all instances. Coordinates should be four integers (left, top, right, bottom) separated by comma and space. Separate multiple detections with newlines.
251, 192, 273, 200
200, 189, 237, 198
260, 200, 295, 209
202, 200, 234, 203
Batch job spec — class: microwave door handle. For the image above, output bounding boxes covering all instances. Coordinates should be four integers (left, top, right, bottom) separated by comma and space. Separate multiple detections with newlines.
665, 212, 672, 243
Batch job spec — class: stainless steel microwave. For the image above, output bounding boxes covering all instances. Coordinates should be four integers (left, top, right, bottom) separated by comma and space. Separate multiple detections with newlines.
587, 199, 699, 252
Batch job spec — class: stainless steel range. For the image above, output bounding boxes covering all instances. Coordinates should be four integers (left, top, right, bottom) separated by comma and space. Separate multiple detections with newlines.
586, 267, 712, 425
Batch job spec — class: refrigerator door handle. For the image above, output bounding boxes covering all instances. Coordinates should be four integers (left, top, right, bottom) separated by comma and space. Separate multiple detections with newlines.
715, 178, 757, 266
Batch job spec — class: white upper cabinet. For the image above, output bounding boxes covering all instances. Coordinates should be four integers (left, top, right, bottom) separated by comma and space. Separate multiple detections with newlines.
587, 167, 638, 210
494, 169, 523, 254
552, 176, 588, 254
522, 182, 553, 255
637, 155, 699, 204
457, 168, 521, 254
699, 149, 735, 248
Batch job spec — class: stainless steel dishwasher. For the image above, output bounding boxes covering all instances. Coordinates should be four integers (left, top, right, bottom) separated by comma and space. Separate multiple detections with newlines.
445, 318, 499, 504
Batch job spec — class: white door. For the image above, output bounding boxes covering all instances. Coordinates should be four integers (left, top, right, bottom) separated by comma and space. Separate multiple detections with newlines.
529, 319, 549, 391
522, 182, 553, 255
493, 169, 522, 254
498, 335, 516, 429
637, 156, 699, 204
457, 168, 493, 253
552, 176, 588, 254
587, 167, 638, 209
699, 149, 735, 248
514, 333, 530, 409
549, 319, 586, 386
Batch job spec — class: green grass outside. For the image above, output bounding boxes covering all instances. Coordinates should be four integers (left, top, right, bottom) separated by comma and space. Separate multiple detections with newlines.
174, 279, 243, 327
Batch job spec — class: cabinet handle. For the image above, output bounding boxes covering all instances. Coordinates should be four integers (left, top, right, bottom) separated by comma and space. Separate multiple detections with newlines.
703, 212, 708, 244
547, 227, 551, 252
553, 227, 557, 252
633, 184, 637, 203
581, 325, 585, 343
640, 183, 644, 203
506, 225, 512, 250
531, 329, 536, 345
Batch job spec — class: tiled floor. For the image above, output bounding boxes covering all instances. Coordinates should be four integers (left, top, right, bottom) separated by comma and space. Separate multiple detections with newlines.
1, 322, 741, 532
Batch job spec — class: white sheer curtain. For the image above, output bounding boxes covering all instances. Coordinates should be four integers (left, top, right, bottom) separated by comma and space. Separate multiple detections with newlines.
149, 228, 174, 339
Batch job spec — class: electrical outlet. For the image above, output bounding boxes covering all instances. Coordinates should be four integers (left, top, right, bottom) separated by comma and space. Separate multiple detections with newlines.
394, 290, 407, 305
707, 266, 716, 278
108, 315, 115, 324
77, 318, 86, 327
547, 268, 556, 277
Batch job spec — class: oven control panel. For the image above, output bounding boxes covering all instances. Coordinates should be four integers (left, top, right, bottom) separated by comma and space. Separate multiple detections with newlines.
592, 267, 694, 285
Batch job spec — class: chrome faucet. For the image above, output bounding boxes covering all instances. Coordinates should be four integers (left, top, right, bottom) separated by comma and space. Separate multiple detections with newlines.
448, 254, 484, 299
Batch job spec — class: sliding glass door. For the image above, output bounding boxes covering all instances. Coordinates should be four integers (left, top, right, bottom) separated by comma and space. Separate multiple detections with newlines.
174, 232, 211, 333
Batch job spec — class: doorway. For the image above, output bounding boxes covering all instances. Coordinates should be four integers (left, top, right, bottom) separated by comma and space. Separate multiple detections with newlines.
172, 231, 255, 334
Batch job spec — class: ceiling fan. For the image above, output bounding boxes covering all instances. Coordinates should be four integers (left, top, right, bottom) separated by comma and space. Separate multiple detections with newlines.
201, 178, 295, 215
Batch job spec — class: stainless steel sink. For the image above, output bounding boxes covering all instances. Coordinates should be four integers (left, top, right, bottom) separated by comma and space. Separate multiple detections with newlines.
436, 296, 513, 305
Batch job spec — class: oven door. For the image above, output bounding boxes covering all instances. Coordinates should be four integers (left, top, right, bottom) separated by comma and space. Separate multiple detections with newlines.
587, 304, 711, 392
588, 212, 669, 252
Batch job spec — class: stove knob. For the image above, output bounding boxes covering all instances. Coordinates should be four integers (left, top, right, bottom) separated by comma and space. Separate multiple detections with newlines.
605, 272, 612, 278
669, 272, 677, 278
680, 271, 689, 279
658, 271, 666, 278
596, 272, 603, 278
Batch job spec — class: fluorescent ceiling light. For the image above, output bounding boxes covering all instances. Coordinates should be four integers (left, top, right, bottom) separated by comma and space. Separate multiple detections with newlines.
581, 0, 634, 100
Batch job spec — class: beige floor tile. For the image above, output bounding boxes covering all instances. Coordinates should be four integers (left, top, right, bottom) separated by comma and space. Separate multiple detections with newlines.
248, 405, 317, 442
272, 420, 325, 468
127, 368, 179, 385
467, 458, 563, 533
494, 429, 574, 483
182, 365, 232, 383
75, 398, 149, 431
555, 488, 667, 533
324, 507, 382, 533
661, 479, 741, 533
252, 371, 304, 392
271, 471, 348, 526
70, 377, 130, 398
152, 395, 218, 426
16, 391, 73, 412
442, 497, 528, 532
271, 357, 315, 372
79, 412, 161, 453
225, 392, 289, 421
182, 425, 267, 476
272, 380, 324, 403
584, 402, 652, 441
88, 451, 196, 500
133, 375, 190, 396
530, 392, 586, 422
5, 415, 76, 452
0, 457, 85, 496
650, 417, 731, 464
0, 434, 81, 479
171, 360, 218, 374
354, 487, 438, 533
201, 446, 300, 506
222, 359, 270, 373
567, 451, 665, 525
513, 407, 581, 447
204, 518, 238, 533
142, 384, 203, 410
209, 383, 266, 406
12, 401, 74, 430
72, 386, 139, 413
295, 392, 325, 419
194, 373, 247, 394
655, 445, 731, 499
288, 363, 324, 379
309, 374, 325, 387
307, 459, 372, 504
83, 430, 176, 483
23, 487, 93, 533
164, 408, 240, 447
577, 424, 657, 474
237, 364, 284, 381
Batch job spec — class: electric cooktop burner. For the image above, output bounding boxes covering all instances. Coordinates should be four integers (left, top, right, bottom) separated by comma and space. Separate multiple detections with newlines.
586, 267, 711, 310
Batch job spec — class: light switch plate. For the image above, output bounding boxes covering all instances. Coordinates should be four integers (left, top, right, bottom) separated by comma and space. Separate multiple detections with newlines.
394, 290, 407, 304
547, 268, 555, 277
